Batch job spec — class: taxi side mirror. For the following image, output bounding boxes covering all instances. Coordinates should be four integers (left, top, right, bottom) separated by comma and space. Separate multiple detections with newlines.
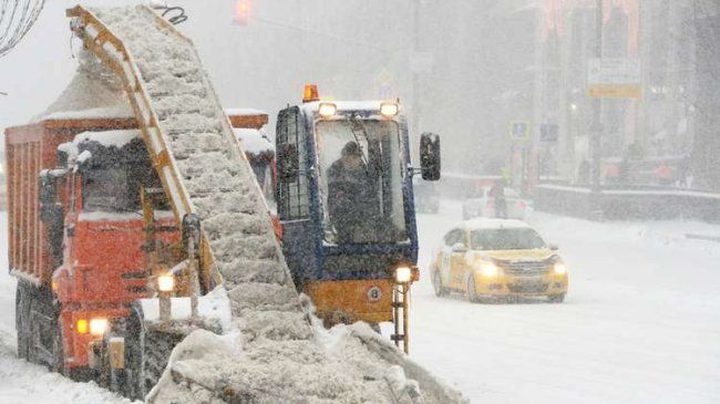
549, 243, 559, 251
451, 242, 467, 253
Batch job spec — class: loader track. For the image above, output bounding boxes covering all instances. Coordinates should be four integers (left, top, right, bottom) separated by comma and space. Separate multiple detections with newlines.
68, 6, 466, 403
78, 5, 301, 313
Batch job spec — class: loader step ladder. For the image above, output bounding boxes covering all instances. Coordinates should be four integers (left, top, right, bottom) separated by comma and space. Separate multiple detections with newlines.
391, 283, 410, 354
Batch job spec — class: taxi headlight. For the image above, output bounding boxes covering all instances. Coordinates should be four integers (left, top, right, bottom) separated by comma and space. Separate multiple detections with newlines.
157, 274, 175, 292
380, 102, 399, 117
553, 262, 567, 274
480, 263, 499, 277
89, 318, 108, 336
395, 266, 412, 283
318, 102, 337, 118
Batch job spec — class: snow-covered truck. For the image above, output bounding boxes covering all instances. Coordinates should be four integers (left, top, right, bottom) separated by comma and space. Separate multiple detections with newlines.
4, 108, 271, 396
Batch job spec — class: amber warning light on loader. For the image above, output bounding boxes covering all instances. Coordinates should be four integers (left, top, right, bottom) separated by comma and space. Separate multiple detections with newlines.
303, 84, 320, 102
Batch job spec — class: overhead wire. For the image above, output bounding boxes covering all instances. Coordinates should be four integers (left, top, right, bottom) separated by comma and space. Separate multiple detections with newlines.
0, 0, 46, 59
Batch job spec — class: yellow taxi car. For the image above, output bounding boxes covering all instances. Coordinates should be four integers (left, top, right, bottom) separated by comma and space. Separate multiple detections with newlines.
431, 218, 568, 303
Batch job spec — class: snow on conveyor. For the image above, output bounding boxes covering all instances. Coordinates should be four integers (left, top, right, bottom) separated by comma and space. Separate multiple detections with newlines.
81, 5, 464, 403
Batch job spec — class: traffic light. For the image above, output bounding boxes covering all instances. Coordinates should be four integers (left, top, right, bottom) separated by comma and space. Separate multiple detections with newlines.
234, 0, 251, 25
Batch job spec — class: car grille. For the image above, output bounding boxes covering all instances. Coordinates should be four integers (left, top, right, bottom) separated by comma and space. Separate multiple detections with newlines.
508, 281, 548, 293
497, 260, 550, 276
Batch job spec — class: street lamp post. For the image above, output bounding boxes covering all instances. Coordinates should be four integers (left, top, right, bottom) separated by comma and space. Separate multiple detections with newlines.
591, 0, 604, 197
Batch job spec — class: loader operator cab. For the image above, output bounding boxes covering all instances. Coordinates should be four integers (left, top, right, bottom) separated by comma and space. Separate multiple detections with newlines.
275, 85, 441, 335
321, 127, 406, 245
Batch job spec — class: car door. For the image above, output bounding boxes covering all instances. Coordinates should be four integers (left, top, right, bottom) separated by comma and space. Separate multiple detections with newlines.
439, 229, 459, 288
447, 229, 468, 289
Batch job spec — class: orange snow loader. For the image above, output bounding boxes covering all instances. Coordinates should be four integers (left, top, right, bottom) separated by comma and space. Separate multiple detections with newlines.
4, 109, 270, 398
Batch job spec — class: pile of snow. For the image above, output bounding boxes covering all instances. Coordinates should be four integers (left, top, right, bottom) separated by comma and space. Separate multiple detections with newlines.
148, 297, 467, 404
58, 129, 141, 164
233, 128, 274, 156
225, 107, 267, 116
43, 105, 133, 121
37, 50, 133, 122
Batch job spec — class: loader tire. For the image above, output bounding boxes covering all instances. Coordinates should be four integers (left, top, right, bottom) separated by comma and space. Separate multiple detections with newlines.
124, 306, 186, 401
144, 329, 184, 392
124, 306, 151, 401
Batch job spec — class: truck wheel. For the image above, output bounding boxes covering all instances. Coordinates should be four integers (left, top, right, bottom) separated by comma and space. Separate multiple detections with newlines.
51, 319, 66, 375
15, 283, 30, 359
432, 270, 449, 297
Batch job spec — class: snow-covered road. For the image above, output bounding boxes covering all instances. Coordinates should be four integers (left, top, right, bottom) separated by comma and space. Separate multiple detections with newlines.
1, 205, 719, 403
410, 201, 720, 404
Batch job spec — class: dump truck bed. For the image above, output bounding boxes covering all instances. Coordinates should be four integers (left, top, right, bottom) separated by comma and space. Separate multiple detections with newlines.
4, 117, 136, 285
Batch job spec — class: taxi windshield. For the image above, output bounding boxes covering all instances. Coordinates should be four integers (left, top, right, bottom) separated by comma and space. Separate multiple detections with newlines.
470, 228, 546, 250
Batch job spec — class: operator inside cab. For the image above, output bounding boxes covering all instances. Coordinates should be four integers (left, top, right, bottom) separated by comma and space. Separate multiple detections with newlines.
318, 119, 407, 245
326, 141, 379, 243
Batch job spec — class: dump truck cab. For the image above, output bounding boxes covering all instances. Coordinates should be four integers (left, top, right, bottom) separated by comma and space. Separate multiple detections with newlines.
275, 87, 441, 336
38, 130, 180, 373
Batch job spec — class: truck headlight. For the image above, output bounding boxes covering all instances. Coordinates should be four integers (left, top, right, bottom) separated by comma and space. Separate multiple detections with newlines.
553, 262, 567, 274
318, 102, 337, 118
480, 263, 499, 277
89, 318, 108, 336
157, 274, 175, 292
395, 266, 412, 283
380, 102, 399, 117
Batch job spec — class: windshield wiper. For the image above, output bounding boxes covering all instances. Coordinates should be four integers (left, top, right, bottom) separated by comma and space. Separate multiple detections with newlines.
349, 116, 371, 174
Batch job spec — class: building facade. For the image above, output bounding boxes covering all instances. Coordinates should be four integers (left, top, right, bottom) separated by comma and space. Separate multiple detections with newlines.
534, 0, 720, 191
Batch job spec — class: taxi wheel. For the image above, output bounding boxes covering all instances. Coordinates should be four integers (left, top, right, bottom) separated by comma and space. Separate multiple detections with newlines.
548, 293, 565, 303
466, 277, 479, 303
432, 271, 449, 297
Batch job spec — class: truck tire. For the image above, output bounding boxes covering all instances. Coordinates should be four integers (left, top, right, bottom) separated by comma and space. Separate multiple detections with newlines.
51, 318, 66, 375
15, 283, 30, 359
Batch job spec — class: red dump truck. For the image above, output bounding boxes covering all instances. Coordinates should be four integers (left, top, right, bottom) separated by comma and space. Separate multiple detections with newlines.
4, 108, 272, 397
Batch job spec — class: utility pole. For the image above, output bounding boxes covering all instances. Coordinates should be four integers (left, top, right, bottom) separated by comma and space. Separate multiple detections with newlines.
411, 0, 421, 137
591, 0, 603, 195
